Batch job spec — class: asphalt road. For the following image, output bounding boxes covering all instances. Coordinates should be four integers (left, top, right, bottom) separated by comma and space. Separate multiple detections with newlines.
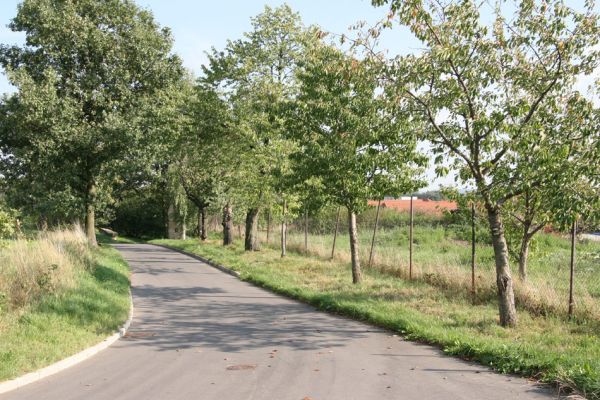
3, 244, 556, 400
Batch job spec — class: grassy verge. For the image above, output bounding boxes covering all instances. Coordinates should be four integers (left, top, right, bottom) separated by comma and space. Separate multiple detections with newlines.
151, 237, 600, 399
0, 231, 130, 382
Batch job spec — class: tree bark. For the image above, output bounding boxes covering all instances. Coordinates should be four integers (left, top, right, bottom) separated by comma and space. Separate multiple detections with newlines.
331, 207, 340, 259
348, 210, 362, 284
222, 202, 233, 246
167, 203, 179, 239
266, 209, 271, 244
486, 207, 518, 327
304, 209, 308, 253
281, 199, 287, 258
244, 207, 260, 251
200, 207, 207, 241
518, 227, 532, 281
368, 200, 381, 268
85, 180, 98, 246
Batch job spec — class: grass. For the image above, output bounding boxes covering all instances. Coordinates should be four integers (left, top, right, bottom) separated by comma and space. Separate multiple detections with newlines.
0, 228, 131, 382
151, 236, 600, 400
264, 224, 600, 321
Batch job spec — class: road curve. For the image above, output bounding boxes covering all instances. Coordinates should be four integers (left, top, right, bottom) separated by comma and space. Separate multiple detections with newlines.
4, 244, 555, 400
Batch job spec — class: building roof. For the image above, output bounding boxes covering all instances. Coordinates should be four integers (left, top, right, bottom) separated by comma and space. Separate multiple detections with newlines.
367, 199, 458, 214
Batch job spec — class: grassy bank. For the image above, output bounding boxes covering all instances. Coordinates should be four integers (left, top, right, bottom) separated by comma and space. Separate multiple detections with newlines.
0, 228, 130, 382
152, 237, 600, 399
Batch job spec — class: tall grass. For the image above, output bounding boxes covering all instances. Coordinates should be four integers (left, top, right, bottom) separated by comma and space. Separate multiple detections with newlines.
257, 224, 600, 322
0, 225, 93, 312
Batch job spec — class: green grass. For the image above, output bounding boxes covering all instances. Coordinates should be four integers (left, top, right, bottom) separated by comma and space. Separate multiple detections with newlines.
151, 237, 600, 399
0, 244, 131, 382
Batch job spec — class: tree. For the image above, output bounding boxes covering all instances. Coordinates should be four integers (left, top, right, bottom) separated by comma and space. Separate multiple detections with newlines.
372, 0, 600, 326
0, 0, 182, 245
173, 83, 237, 243
288, 42, 425, 283
203, 5, 312, 251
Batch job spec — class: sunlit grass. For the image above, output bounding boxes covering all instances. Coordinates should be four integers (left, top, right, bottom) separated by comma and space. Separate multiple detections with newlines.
0, 229, 130, 381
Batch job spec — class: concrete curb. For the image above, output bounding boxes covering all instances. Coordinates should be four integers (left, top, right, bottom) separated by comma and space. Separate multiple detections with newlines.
0, 291, 134, 395
152, 244, 241, 278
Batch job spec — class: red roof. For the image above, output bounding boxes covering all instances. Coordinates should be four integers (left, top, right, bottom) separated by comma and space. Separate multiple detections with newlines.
368, 199, 457, 215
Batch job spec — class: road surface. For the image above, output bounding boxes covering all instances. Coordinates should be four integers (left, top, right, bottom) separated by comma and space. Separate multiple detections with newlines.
3, 244, 556, 400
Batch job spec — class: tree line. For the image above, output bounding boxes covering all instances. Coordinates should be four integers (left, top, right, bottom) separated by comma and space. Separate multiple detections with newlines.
1, 0, 599, 328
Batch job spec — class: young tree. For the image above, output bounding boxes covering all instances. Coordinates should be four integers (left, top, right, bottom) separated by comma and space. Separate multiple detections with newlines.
372, 0, 600, 326
288, 42, 425, 283
203, 5, 312, 251
0, 0, 182, 245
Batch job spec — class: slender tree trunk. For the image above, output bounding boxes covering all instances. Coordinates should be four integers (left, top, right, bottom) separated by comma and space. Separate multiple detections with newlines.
222, 202, 233, 246
331, 206, 340, 259
568, 218, 577, 318
181, 221, 187, 240
518, 225, 532, 281
409, 195, 414, 279
167, 203, 179, 239
348, 210, 362, 284
200, 207, 207, 241
471, 203, 476, 302
368, 200, 381, 268
304, 209, 308, 253
85, 180, 98, 246
267, 209, 271, 244
281, 199, 287, 258
244, 208, 260, 251
486, 207, 518, 327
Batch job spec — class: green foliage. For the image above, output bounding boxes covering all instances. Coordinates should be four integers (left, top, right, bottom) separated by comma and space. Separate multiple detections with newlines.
287, 41, 425, 213
0, 0, 183, 239
0, 206, 16, 240
111, 187, 166, 239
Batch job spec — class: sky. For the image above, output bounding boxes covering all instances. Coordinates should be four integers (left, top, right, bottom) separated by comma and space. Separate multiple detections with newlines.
0, 1, 598, 190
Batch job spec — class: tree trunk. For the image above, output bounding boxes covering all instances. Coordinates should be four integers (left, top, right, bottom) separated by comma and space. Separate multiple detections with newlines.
304, 209, 308, 253
281, 199, 287, 258
266, 209, 271, 244
200, 207, 207, 241
222, 202, 233, 246
331, 207, 340, 259
368, 200, 381, 268
85, 180, 98, 246
181, 221, 187, 240
348, 210, 362, 284
244, 208, 260, 251
486, 207, 518, 327
518, 227, 532, 281
167, 203, 179, 239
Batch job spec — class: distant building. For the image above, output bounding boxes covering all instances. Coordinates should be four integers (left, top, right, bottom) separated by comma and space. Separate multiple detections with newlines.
367, 197, 457, 215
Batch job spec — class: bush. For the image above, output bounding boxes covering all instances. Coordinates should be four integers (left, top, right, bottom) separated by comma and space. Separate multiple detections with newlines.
0, 207, 17, 240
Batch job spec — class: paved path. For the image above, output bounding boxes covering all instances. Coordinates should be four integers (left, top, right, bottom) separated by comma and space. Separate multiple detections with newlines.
4, 244, 555, 400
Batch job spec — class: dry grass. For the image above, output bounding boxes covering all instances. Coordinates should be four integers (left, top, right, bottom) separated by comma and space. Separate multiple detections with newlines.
260, 228, 600, 322
0, 225, 93, 312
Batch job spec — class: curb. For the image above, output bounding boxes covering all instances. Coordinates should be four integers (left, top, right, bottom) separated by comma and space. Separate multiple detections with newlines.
152, 244, 241, 278
0, 291, 134, 395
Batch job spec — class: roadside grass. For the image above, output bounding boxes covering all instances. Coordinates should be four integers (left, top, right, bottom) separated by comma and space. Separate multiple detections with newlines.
0, 229, 131, 382
151, 237, 600, 400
